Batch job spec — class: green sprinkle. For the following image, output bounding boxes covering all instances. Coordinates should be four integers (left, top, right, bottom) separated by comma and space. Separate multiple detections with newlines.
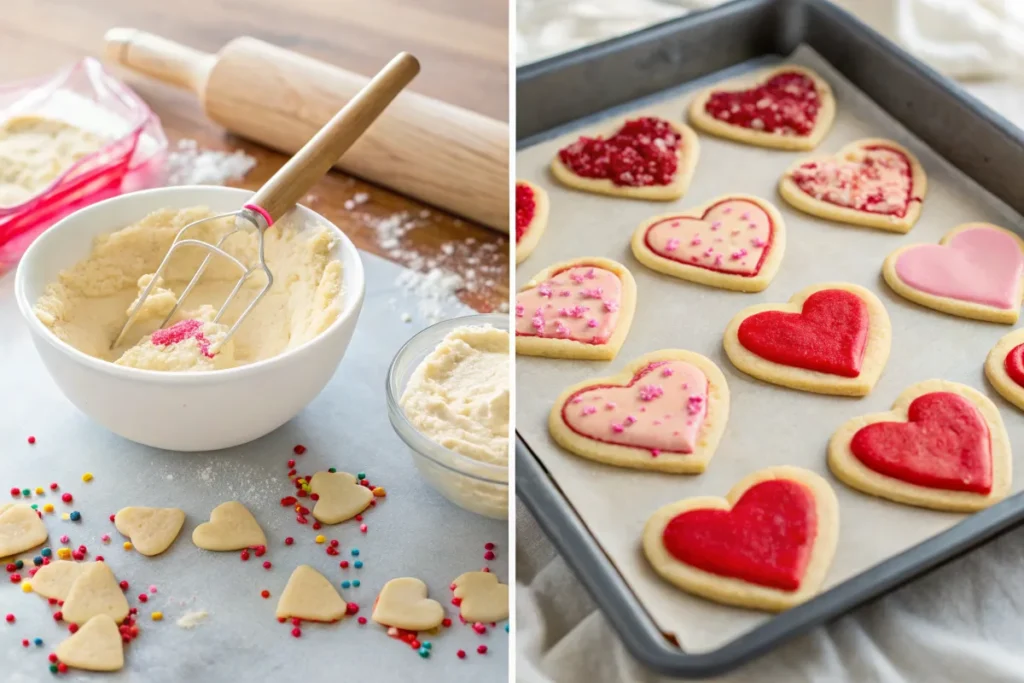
351, 549, 360, 557
418, 648, 430, 658
352, 579, 361, 587
21, 489, 30, 497
328, 467, 337, 473
40, 548, 51, 557
14, 560, 23, 570
31, 504, 38, 510
422, 642, 432, 650
356, 472, 365, 480
49, 664, 58, 674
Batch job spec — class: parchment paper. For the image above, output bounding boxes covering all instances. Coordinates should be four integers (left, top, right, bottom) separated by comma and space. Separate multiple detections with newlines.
515, 46, 1024, 654
0, 253, 507, 682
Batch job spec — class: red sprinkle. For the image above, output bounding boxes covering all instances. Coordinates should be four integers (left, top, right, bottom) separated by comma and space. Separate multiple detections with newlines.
284, 537, 294, 545
119, 581, 129, 591
329, 539, 339, 548
291, 627, 302, 638
138, 594, 148, 603
57, 663, 68, 674
4, 613, 13, 623
473, 622, 486, 634
293, 445, 307, 455
254, 545, 267, 557
21, 639, 29, 647
68, 623, 79, 634
359, 524, 367, 533
340, 561, 349, 569
326, 547, 339, 556
411, 639, 421, 649
61, 493, 72, 504
355, 515, 363, 522
485, 542, 496, 550
312, 522, 321, 530
53, 612, 63, 622
8, 488, 18, 497
452, 597, 462, 607
309, 493, 319, 501
27, 436, 36, 444
357, 616, 367, 625
9, 574, 21, 583
457, 650, 467, 659
296, 515, 308, 525
477, 645, 488, 655
263, 561, 272, 570
50, 483, 59, 491
5, 563, 14, 572
442, 618, 452, 628
280, 496, 297, 506
49, 653, 58, 663
291, 618, 301, 626
109, 513, 115, 522
261, 590, 270, 599
240, 550, 250, 561
346, 602, 359, 615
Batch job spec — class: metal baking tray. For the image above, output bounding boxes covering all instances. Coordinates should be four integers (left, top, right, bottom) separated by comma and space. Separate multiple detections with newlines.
516, 0, 1024, 677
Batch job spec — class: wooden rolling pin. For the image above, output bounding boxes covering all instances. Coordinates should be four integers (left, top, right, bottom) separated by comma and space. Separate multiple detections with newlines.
103, 28, 509, 232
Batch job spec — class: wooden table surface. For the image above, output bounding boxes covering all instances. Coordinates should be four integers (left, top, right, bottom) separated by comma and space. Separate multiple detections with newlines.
2, 0, 510, 313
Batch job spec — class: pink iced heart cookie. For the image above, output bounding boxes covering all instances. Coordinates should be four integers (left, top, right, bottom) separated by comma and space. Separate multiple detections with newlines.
631, 195, 786, 292
883, 223, 1024, 323
516, 257, 636, 361
548, 350, 729, 473
779, 139, 926, 233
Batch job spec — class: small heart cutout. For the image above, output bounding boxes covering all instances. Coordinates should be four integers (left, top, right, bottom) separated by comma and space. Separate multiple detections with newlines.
516, 258, 636, 361
884, 224, 1024, 323
31, 560, 93, 600
308, 472, 373, 524
690, 66, 834, 150
452, 571, 509, 622
643, 467, 838, 612
276, 565, 347, 622
780, 139, 926, 232
829, 380, 1012, 511
54, 614, 124, 672
192, 501, 266, 551
372, 577, 445, 631
114, 507, 185, 556
61, 562, 130, 625
0, 504, 47, 558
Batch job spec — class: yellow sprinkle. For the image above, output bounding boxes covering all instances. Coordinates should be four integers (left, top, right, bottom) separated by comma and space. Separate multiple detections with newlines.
151, 611, 163, 621
61, 513, 70, 521
57, 548, 71, 560
42, 503, 54, 513
35, 487, 44, 495
82, 472, 93, 482
372, 487, 386, 498
296, 479, 306, 486
314, 535, 325, 544
123, 542, 133, 551
21, 582, 32, 593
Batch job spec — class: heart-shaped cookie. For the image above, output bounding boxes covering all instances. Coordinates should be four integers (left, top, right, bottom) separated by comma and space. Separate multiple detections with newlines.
548, 349, 729, 473
689, 65, 835, 150
723, 282, 891, 396
516, 257, 636, 361
551, 115, 700, 201
308, 471, 373, 524
985, 328, 1024, 412
61, 561, 130, 625
883, 223, 1024, 323
54, 614, 124, 672
371, 577, 445, 631
643, 466, 838, 612
0, 503, 47, 558
631, 194, 786, 292
779, 139, 926, 232
829, 380, 1011, 511
192, 501, 266, 551
30, 560, 93, 600
276, 564, 347, 622
516, 180, 549, 264
452, 571, 509, 622
114, 506, 185, 556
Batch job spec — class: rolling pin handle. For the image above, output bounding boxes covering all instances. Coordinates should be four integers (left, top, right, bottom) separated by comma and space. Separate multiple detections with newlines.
103, 28, 215, 94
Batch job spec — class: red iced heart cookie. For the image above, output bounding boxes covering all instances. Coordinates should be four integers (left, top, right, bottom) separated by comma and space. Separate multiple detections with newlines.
516, 258, 636, 361
1006, 344, 1024, 388
549, 349, 728, 473
515, 180, 549, 264
985, 328, 1024, 414
551, 116, 699, 201
643, 466, 838, 611
689, 66, 835, 151
780, 139, 926, 233
829, 380, 1011, 511
883, 223, 1024, 324
632, 195, 786, 292
724, 283, 892, 396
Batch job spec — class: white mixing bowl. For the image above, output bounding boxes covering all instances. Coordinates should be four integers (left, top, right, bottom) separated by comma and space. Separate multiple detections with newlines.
14, 186, 365, 451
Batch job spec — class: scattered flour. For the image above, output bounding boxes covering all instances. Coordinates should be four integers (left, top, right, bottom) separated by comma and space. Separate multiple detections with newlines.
176, 610, 208, 629
165, 139, 256, 186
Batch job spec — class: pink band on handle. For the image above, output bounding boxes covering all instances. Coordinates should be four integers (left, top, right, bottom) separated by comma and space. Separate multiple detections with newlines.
244, 203, 274, 227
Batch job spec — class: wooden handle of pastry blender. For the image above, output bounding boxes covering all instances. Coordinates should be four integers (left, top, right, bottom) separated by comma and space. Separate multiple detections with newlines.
246, 52, 420, 225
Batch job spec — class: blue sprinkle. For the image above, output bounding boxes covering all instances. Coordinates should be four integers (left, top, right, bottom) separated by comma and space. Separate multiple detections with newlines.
33, 638, 43, 646
351, 549, 360, 557
418, 648, 430, 658
69, 511, 81, 522
422, 641, 432, 650
40, 548, 52, 558
33, 556, 43, 566
352, 579, 360, 587
505, 623, 510, 633
354, 560, 363, 569
341, 580, 351, 589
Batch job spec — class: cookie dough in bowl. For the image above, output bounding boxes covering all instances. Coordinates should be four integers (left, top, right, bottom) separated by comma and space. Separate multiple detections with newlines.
386, 314, 510, 519
15, 186, 365, 451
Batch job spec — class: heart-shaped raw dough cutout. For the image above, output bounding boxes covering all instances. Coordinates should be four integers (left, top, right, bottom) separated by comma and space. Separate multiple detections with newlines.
724, 282, 891, 396
114, 506, 185, 556
61, 561, 129, 625
689, 65, 835, 150
779, 138, 926, 232
452, 571, 509, 622
631, 195, 786, 292
31, 560, 94, 600
516, 180, 549, 264
516, 257, 637, 361
549, 349, 729, 473
192, 501, 266, 551
55, 614, 124, 672
829, 380, 1011, 511
551, 116, 700, 201
276, 564, 347, 622
883, 223, 1024, 324
372, 577, 445, 631
643, 466, 839, 612
985, 328, 1024, 412
0, 504, 47, 558
308, 472, 373, 524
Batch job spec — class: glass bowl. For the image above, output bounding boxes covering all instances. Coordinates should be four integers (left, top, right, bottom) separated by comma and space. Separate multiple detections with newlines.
385, 313, 509, 519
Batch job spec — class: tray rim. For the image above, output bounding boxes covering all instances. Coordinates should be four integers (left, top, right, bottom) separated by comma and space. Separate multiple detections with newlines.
515, 0, 1024, 677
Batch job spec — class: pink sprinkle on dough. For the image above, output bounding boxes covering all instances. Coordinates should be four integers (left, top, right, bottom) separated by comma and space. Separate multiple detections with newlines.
151, 319, 214, 358
664, 238, 680, 252
661, 367, 674, 377
515, 303, 524, 318
581, 406, 597, 416
638, 385, 664, 401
